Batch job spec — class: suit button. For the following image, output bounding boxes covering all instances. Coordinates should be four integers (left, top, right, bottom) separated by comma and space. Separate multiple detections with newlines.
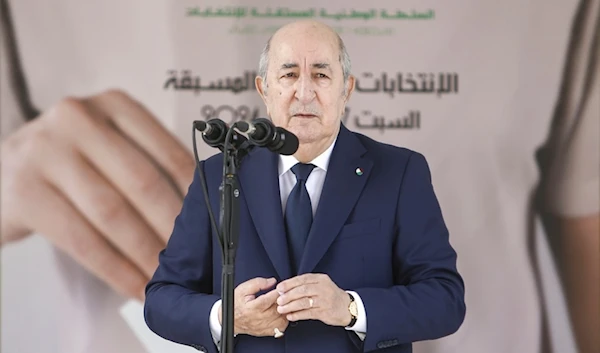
290, 322, 298, 327
376, 339, 399, 349
191, 344, 207, 352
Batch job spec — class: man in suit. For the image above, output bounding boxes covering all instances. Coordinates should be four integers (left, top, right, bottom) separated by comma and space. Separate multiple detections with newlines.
144, 20, 466, 353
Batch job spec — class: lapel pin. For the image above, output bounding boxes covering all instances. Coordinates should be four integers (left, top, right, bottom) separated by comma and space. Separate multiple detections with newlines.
355, 167, 363, 176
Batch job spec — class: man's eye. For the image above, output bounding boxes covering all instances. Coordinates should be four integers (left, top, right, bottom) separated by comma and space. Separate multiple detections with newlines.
316, 73, 328, 78
283, 72, 296, 78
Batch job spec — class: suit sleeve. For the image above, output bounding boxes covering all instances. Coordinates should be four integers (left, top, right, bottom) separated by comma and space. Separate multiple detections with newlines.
144, 160, 221, 353
355, 152, 466, 351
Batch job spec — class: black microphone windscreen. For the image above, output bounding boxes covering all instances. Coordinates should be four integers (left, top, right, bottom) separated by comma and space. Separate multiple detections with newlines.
194, 120, 207, 131
276, 128, 299, 155
235, 121, 250, 133
202, 119, 227, 144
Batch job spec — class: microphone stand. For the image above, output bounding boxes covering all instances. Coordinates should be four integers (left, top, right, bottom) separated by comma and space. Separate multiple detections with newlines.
194, 119, 295, 353
218, 127, 252, 353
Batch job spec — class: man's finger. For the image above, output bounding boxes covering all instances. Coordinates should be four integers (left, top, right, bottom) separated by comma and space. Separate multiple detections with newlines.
276, 273, 319, 294
285, 308, 316, 322
86, 91, 195, 195
250, 288, 280, 311
276, 283, 317, 306
236, 277, 277, 297
28, 178, 149, 300
42, 143, 163, 277
277, 296, 316, 315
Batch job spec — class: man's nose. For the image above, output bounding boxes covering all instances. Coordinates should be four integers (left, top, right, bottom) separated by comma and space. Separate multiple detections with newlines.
294, 74, 316, 103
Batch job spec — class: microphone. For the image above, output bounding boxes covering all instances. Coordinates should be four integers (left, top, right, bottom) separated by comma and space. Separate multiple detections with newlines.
194, 119, 247, 151
194, 119, 227, 148
235, 118, 299, 155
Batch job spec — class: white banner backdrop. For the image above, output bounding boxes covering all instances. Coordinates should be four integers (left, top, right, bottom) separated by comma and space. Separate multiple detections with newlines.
1, 1, 590, 353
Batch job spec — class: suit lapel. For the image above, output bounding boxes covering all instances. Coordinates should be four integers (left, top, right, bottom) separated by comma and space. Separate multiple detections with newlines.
298, 125, 373, 274
237, 148, 292, 280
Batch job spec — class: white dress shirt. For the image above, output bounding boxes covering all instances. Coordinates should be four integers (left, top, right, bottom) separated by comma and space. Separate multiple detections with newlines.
209, 136, 367, 346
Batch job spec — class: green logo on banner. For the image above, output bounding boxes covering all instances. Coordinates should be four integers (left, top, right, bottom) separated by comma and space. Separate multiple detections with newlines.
185, 7, 436, 36
186, 7, 435, 20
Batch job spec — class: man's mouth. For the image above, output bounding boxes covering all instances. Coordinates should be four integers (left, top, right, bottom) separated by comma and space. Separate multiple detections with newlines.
292, 113, 318, 118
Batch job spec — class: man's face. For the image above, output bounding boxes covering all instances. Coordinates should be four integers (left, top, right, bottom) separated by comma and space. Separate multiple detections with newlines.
256, 26, 354, 145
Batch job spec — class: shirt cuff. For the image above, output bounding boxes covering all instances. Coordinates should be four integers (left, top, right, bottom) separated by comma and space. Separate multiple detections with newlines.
345, 290, 367, 340
209, 299, 222, 347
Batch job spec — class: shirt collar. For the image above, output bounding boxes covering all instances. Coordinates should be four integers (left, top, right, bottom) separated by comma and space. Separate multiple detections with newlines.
278, 134, 338, 177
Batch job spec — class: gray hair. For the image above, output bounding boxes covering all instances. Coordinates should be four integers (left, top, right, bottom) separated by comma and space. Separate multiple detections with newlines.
258, 32, 352, 93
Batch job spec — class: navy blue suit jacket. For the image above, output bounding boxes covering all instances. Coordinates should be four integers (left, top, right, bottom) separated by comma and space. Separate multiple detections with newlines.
144, 124, 465, 353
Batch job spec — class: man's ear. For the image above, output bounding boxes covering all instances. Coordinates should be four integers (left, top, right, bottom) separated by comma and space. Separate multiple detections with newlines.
255, 76, 270, 116
343, 75, 355, 102
256, 76, 267, 100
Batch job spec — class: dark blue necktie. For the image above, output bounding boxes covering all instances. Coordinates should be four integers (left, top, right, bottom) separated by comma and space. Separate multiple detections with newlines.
285, 163, 316, 273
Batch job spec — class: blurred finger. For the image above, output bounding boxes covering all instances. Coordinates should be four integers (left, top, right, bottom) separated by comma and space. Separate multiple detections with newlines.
29, 178, 148, 300
86, 91, 195, 195
42, 142, 164, 277
47, 99, 184, 242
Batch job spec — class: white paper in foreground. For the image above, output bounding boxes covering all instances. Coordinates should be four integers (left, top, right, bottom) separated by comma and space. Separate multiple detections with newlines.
119, 300, 198, 353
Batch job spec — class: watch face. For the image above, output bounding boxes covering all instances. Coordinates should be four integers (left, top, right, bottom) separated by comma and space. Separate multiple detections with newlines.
349, 302, 358, 316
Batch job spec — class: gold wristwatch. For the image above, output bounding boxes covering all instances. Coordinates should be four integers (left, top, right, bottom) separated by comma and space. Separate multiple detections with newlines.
346, 292, 358, 328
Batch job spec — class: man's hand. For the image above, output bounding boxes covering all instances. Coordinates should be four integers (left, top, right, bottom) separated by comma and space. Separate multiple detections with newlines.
218, 277, 289, 337
0, 89, 195, 301
276, 273, 351, 327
